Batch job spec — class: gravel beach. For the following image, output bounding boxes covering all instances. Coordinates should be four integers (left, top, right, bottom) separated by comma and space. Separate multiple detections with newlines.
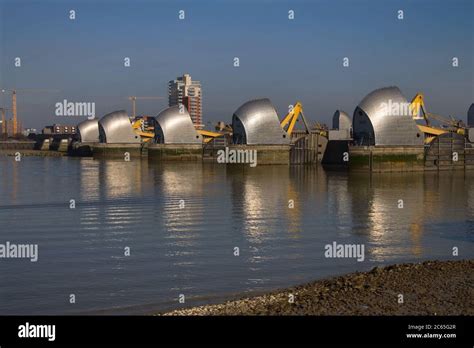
161, 260, 473, 316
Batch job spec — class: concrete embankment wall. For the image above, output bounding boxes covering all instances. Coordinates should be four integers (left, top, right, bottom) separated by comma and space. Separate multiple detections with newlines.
80, 142, 290, 165
466, 148, 474, 170
290, 132, 327, 164
0, 141, 35, 150
195, 144, 290, 165
48, 138, 70, 152
321, 140, 349, 168
0, 142, 65, 157
69, 142, 95, 157
229, 144, 290, 165
424, 133, 472, 171
148, 144, 203, 161
92, 143, 143, 159
349, 146, 425, 172
6, 138, 474, 173
349, 143, 474, 172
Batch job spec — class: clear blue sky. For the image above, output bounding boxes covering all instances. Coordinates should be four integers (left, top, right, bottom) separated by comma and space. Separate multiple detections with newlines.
0, 0, 473, 129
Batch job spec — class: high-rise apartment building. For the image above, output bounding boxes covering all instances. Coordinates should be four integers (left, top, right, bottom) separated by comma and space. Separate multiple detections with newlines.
168, 74, 202, 128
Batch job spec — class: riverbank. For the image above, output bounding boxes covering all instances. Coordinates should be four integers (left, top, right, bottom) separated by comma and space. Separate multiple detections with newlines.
0, 149, 66, 157
161, 260, 473, 316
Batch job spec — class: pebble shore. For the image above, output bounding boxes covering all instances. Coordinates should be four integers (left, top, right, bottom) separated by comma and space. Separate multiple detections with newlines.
161, 260, 473, 316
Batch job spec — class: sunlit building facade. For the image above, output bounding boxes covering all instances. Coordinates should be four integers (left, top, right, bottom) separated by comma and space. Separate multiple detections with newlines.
168, 74, 202, 128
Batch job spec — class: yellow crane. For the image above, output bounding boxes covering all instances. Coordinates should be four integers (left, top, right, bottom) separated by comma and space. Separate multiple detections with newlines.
128, 96, 163, 118
280, 101, 311, 136
197, 129, 225, 143
1, 88, 59, 135
131, 118, 155, 142
410, 93, 467, 143
198, 101, 315, 144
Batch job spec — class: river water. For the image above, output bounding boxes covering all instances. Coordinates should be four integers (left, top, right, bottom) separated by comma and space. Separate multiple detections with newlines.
0, 157, 473, 314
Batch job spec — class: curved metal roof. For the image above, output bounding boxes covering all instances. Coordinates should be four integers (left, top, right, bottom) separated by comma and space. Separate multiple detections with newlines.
353, 86, 423, 146
98, 110, 140, 143
468, 103, 474, 127
232, 98, 289, 145
77, 119, 99, 142
332, 110, 352, 131
154, 106, 202, 144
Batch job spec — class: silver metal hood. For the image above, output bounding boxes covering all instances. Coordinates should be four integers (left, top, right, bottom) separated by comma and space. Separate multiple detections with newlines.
232, 98, 289, 145
332, 110, 352, 131
154, 106, 202, 144
353, 86, 423, 146
98, 110, 140, 144
77, 119, 99, 142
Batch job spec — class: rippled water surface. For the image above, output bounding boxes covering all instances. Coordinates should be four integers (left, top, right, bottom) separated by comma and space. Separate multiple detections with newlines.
0, 157, 473, 314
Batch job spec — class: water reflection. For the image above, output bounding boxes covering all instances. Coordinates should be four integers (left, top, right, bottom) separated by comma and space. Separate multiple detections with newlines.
227, 165, 303, 243
325, 171, 352, 236
80, 159, 100, 201
147, 162, 215, 285
100, 160, 149, 200
150, 162, 207, 234
0, 159, 20, 203
0, 156, 473, 315
348, 174, 426, 260
468, 175, 474, 233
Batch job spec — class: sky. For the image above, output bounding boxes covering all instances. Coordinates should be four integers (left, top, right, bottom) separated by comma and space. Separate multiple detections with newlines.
0, 0, 473, 130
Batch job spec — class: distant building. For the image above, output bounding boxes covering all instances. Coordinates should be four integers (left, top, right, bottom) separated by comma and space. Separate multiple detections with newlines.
6, 119, 14, 137
22, 128, 37, 136
168, 74, 202, 128
1, 119, 24, 137
42, 124, 77, 135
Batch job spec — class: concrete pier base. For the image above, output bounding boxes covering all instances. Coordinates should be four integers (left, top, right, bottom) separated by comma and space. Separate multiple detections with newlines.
69, 142, 96, 157
424, 133, 469, 171
349, 146, 425, 172
50, 138, 70, 152
322, 140, 349, 168
148, 144, 203, 161
92, 143, 142, 159
466, 148, 474, 170
224, 144, 290, 165
0, 141, 35, 151
39, 139, 51, 151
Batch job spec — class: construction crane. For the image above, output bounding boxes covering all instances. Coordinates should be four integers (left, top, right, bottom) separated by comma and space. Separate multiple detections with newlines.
1, 88, 59, 135
280, 102, 311, 136
128, 96, 164, 118
410, 93, 467, 143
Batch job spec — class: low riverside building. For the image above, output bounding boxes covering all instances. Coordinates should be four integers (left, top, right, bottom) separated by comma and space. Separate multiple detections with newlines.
42, 124, 77, 135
